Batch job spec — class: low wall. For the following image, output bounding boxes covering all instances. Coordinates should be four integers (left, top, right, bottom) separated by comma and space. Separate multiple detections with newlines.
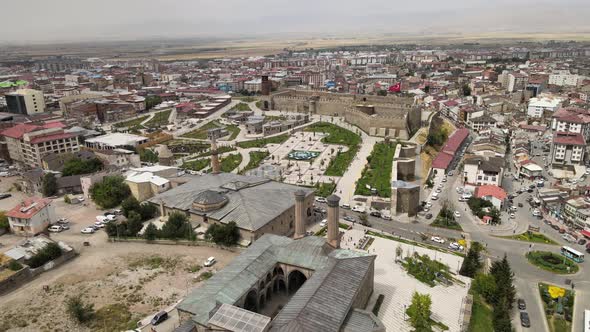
108, 237, 243, 253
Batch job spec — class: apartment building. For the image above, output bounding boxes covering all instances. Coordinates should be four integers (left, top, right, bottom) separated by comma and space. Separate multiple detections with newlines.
463, 156, 504, 186
527, 96, 563, 118
5, 89, 46, 115
1, 123, 80, 168
549, 70, 581, 87
6, 197, 56, 236
550, 132, 585, 166
551, 107, 590, 143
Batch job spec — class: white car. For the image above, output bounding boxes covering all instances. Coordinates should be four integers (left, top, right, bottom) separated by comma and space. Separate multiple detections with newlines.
320, 219, 327, 227
204, 257, 216, 267
425, 202, 432, 208
454, 211, 461, 218
48, 225, 63, 233
81, 227, 96, 234
449, 242, 464, 251
352, 205, 365, 213
532, 209, 541, 216
340, 203, 351, 210
510, 213, 516, 219
436, 188, 442, 193
431, 195, 439, 201
315, 197, 327, 203
77, 196, 85, 202
431, 236, 445, 244
94, 221, 106, 228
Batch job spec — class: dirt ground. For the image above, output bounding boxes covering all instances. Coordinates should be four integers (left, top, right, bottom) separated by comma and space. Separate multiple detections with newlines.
0, 180, 239, 332
0, 242, 238, 332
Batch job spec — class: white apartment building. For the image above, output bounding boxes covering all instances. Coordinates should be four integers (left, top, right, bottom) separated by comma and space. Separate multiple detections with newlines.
551, 132, 585, 166
551, 108, 590, 142
6, 197, 56, 236
527, 96, 563, 118
549, 70, 581, 87
463, 156, 504, 186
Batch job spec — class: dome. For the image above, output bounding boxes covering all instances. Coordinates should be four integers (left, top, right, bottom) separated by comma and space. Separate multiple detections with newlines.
192, 190, 228, 212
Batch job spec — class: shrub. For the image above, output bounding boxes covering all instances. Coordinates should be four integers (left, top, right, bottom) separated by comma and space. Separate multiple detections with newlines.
205, 221, 240, 246
66, 295, 95, 324
26, 242, 62, 268
7, 260, 22, 271
89, 176, 131, 209
144, 223, 158, 241
161, 212, 194, 240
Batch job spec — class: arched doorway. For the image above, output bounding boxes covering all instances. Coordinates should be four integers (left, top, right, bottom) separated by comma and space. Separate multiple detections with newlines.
266, 287, 272, 301
244, 290, 258, 313
278, 279, 286, 293
259, 294, 266, 309
288, 270, 307, 294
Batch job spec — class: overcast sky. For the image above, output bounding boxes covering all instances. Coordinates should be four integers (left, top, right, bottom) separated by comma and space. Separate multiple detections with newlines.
1, 0, 589, 43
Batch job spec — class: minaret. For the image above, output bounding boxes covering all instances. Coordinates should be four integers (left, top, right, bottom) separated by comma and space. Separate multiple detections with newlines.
294, 190, 306, 239
326, 194, 341, 248
208, 128, 221, 174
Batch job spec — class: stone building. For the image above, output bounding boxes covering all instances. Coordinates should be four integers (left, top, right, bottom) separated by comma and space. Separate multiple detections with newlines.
175, 195, 383, 332
266, 89, 421, 139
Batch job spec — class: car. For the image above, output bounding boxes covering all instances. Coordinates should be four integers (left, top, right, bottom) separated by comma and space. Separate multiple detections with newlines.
352, 205, 365, 213
532, 209, 540, 216
431, 236, 445, 244
518, 203, 524, 208
425, 213, 433, 220
340, 203, 351, 210
113, 209, 123, 215
454, 211, 461, 218
48, 225, 64, 232
0, 193, 11, 200
423, 207, 430, 212
381, 214, 392, 220
204, 257, 216, 267
320, 219, 327, 227
343, 216, 355, 222
559, 228, 566, 234
563, 234, 576, 242
518, 299, 526, 310
441, 178, 447, 182
94, 221, 106, 228
81, 227, 96, 234
510, 213, 516, 219
431, 195, 438, 201
449, 242, 464, 251
520, 312, 531, 328
370, 211, 381, 218
447, 171, 454, 176
315, 197, 327, 203
59, 223, 70, 230
578, 238, 587, 246
510, 206, 518, 212
435, 188, 442, 193
150, 311, 169, 326
425, 202, 432, 208
77, 196, 85, 202
551, 224, 560, 231
543, 219, 552, 225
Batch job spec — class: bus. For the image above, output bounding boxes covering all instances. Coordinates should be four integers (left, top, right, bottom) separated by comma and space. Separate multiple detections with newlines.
561, 246, 585, 263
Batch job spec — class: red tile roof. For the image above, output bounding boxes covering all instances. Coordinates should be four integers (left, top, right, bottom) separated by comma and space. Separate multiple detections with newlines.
475, 185, 507, 201
6, 197, 52, 219
432, 151, 454, 170
443, 128, 470, 154
1, 124, 40, 139
553, 132, 585, 146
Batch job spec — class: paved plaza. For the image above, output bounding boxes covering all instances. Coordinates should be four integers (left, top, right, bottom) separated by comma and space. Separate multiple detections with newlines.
341, 228, 471, 332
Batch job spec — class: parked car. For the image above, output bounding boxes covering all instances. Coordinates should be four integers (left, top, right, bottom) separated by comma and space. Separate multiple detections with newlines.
81, 227, 96, 234
520, 312, 531, 328
454, 211, 461, 218
352, 205, 365, 213
510, 213, 516, 219
430, 236, 445, 244
425, 213, 433, 220
343, 216, 355, 222
204, 257, 216, 267
449, 242, 464, 251
381, 214, 392, 221
315, 197, 327, 203
551, 224, 560, 231
340, 203, 351, 210
518, 203, 524, 208
320, 219, 327, 227
94, 221, 106, 228
48, 225, 64, 233
59, 223, 70, 230
518, 299, 526, 310
150, 311, 169, 326
559, 228, 566, 234
577, 238, 587, 246
370, 211, 381, 218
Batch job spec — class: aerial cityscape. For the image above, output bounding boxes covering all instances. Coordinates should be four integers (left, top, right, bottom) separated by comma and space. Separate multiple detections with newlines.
0, 1, 590, 332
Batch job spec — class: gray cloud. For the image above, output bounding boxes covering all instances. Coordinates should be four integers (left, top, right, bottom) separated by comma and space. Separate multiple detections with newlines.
1, 0, 589, 43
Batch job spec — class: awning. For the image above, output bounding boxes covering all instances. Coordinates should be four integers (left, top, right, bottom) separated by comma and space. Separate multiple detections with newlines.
581, 230, 590, 239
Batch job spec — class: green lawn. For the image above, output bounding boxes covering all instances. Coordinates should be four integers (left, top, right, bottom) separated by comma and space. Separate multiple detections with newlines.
181, 121, 240, 140
315, 182, 336, 198
305, 122, 361, 176
355, 142, 396, 197
498, 232, 558, 245
526, 251, 579, 274
232, 102, 252, 111
166, 140, 209, 154
182, 159, 210, 171
467, 294, 494, 332
144, 110, 171, 128
220, 154, 243, 173
197, 146, 236, 157
430, 218, 463, 231
237, 134, 289, 148
240, 151, 269, 174
367, 231, 466, 257
113, 115, 149, 128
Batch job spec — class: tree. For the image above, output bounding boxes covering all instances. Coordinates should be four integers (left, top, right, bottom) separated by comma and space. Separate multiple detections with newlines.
492, 297, 513, 332
105, 222, 118, 237
0, 211, 8, 231
459, 245, 482, 278
139, 203, 157, 221
66, 295, 95, 324
89, 176, 131, 209
139, 148, 159, 163
472, 273, 497, 304
406, 291, 432, 332
144, 222, 158, 241
462, 84, 472, 96
145, 95, 162, 110
42, 173, 58, 197
126, 211, 143, 237
490, 255, 516, 310
161, 212, 193, 240
205, 221, 240, 246
62, 158, 103, 176
64, 194, 71, 204
121, 197, 141, 218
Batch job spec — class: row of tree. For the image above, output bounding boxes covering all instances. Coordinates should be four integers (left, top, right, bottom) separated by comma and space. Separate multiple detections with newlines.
104, 196, 158, 238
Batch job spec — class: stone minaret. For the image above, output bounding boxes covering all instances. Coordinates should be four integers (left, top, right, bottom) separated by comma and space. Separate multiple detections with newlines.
326, 194, 341, 248
294, 190, 306, 239
208, 128, 221, 174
